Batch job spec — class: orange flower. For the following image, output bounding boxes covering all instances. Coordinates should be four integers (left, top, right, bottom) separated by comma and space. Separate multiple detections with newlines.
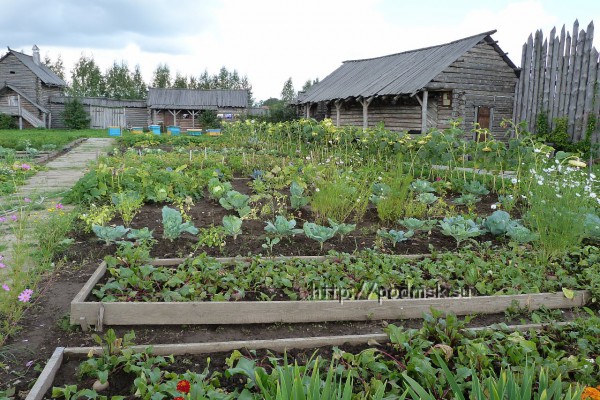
176, 380, 191, 394
582, 386, 600, 400
174, 397, 184, 400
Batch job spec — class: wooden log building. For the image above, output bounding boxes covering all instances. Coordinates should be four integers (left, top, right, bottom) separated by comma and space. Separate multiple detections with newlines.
0, 46, 67, 128
297, 31, 520, 139
148, 88, 249, 131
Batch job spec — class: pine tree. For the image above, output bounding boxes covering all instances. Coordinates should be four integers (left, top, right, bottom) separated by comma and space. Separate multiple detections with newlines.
62, 98, 90, 129
281, 77, 296, 103
130, 65, 147, 99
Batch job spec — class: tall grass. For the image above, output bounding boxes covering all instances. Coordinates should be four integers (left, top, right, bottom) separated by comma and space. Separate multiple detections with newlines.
0, 129, 106, 150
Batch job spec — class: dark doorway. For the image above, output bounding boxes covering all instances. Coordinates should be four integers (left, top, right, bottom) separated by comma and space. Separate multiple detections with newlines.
476, 106, 491, 141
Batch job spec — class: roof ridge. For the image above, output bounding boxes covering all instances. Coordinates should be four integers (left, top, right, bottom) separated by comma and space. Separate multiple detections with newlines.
342, 30, 497, 63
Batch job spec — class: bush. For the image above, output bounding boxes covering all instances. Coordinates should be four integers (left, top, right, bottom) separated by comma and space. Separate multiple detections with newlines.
0, 113, 17, 129
62, 98, 90, 129
198, 110, 221, 129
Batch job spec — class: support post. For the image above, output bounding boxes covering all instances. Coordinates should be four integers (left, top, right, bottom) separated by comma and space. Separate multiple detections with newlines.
359, 96, 374, 131
305, 103, 311, 118
17, 94, 22, 130
334, 100, 342, 127
168, 110, 180, 126
421, 90, 428, 133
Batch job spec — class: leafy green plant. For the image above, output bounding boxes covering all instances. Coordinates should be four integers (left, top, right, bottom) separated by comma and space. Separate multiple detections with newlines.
584, 213, 600, 240
377, 228, 414, 247
311, 179, 368, 224
438, 216, 484, 246
195, 226, 227, 251
453, 193, 481, 207
290, 181, 310, 209
416, 192, 438, 205
303, 222, 336, 250
92, 224, 129, 245
222, 215, 243, 240
207, 177, 232, 200
162, 206, 199, 240
377, 174, 413, 222
79, 204, 116, 233
462, 180, 490, 196
327, 218, 355, 241
369, 182, 391, 205
61, 98, 90, 129
483, 210, 512, 235
398, 217, 437, 232
265, 215, 303, 241
111, 190, 143, 226
127, 227, 154, 243
410, 179, 436, 193
506, 224, 538, 244
219, 190, 251, 218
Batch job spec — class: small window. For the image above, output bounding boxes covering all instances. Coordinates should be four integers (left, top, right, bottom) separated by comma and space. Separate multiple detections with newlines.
8, 96, 18, 106
9, 71, 15, 74
442, 92, 452, 106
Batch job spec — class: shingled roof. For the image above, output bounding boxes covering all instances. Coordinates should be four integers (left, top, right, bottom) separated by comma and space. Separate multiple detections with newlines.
300, 30, 518, 103
2, 48, 67, 87
147, 88, 248, 109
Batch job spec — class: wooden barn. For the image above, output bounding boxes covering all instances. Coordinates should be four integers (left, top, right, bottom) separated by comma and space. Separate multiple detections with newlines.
48, 96, 148, 129
0, 46, 67, 128
148, 88, 249, 131
297, 30, 520, 139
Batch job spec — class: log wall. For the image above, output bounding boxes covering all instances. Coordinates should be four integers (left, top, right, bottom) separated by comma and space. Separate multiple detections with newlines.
428, 42, 518, 139
515, 20, 600, 142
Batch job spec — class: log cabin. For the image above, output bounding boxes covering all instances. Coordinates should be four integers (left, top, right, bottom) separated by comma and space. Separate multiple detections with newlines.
297, 30, 520, 139
147, 88, 249, 131
0, 46, 67, 128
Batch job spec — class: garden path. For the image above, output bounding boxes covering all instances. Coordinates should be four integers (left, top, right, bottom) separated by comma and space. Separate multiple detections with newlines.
0, 138, 115, 276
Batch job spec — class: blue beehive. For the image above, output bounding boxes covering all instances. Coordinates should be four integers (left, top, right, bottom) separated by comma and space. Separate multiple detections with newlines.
108, 126, 121, 136
149, 125, 161, 135
167, 126, 180, 136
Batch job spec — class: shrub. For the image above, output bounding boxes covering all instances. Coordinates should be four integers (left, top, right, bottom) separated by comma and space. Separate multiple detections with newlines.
0, 113, 17, 129
62, 98, 90, 129
198, 110, 221, 129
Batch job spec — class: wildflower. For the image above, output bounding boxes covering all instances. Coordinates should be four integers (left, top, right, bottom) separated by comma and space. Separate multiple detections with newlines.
0, 262, 5, 268
24, 197, 31, 203
315, 188, 320, 192
592, 193, 598, 199
581, 386, 600, 400
174, 397, 185, 400
0, 217, 6, 223
21, 163, 31, 170
0, 255, 2, 260
176, 380, 191, 394
18, 289, 33, 302
491, 204, 497, 210
10, 215, 17, 221
511, 178, 518, 184
55, 203, 64, 210
2, 284, 9, 291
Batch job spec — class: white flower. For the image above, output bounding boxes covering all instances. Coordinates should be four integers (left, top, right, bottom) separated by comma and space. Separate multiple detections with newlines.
511, 178, 518, 184
556, 194, 562, 198
491, 204, 497, 210
537, 180, 544, 185
315, 188, 320, 192
534, 148, 541, 153
591, 193, 598, 199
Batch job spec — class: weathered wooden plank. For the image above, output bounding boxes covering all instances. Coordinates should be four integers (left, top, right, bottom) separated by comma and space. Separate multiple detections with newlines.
551, 26, 566, 124
582, 47, 599, 142
531, 32, 545, 131
514, 43, 528, 123
25, 347, 64, 400
542, 28, 555, 116
558, 32, 572, 121
576, 21, 594, 141
565, 20, 580, 135
523, 34, 535, 130
594, 57, 600, 144
568, 28, 585, 139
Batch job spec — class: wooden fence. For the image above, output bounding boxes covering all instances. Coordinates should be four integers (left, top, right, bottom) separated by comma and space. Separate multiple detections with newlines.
514, 20, 600, 142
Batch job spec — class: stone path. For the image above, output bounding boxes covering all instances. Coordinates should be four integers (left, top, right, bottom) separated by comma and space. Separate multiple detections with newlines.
0, 138, 115, 277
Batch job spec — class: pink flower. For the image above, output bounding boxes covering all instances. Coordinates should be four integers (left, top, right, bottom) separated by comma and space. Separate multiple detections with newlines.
18, 289, 33, 302
0, 217, 6, 223
0, 255, 3, 260
55, 203, 64, 210
21, 163, 31, 170
24, 198, 31, 203
2, 284, 9, 291
10, 215, 17, 222
0, 262, 5, 268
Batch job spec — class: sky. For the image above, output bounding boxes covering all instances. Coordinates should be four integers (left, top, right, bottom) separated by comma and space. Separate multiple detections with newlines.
1, 0, 599, 102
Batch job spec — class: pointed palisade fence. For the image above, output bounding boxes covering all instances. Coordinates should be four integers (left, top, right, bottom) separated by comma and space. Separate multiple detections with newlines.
514, 20, 600, 142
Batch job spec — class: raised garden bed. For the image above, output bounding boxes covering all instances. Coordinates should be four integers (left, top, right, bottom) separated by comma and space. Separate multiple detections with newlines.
70, 255, 590, 330
27, 320, 591, 400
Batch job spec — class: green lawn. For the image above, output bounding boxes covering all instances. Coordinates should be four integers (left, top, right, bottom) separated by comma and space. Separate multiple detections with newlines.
0, 129, 109, 150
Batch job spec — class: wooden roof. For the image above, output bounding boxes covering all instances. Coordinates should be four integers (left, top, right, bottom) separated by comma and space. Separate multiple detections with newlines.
147, 88, 248, 109
299, 30, 518, 103
1, 48, 67, 87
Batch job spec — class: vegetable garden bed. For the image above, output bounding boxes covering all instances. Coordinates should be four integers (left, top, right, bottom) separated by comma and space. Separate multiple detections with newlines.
70, 254, 590, 330
28, 319, 597, 400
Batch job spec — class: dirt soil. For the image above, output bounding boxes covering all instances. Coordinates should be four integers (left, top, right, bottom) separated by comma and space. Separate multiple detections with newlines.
0, 178, 530, 396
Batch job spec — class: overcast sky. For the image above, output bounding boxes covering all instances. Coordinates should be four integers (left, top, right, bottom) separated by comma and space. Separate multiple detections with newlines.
1, 0, 599, 101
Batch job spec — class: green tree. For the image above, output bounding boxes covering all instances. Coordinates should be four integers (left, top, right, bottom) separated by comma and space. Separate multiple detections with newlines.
0, 113, 17, 129
69, 54, 105, 97
43, 53, 65, 80
130, 65, 147, 99
173, 72, 188, 88
104, 61, 134, 99
152, 63, 171, 88
302, 77, 320, 92
281, 77, 296, 103
62, 98, 90, 129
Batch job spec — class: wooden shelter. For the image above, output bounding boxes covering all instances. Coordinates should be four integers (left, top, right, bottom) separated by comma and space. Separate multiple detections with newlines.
147, 88, 249, 131
0, 45, 66, 128
298, 31, 520, 139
